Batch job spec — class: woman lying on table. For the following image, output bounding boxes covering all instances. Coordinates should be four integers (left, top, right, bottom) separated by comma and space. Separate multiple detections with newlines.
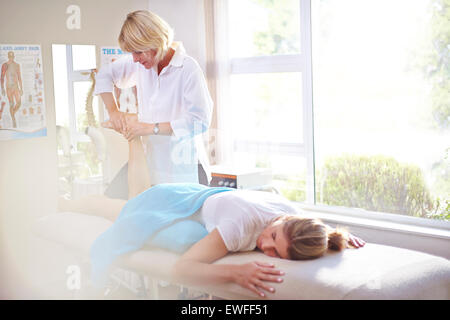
60, 118, 365, 298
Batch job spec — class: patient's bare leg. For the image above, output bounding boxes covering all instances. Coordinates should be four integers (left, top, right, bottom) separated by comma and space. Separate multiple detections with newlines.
58, 114, 151, 220
58, 195, 126, 221
103, 113, 151, 199
128, 136, 151, 199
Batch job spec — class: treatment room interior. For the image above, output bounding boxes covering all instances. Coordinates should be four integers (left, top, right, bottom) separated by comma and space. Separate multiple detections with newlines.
0, 0, 449, 300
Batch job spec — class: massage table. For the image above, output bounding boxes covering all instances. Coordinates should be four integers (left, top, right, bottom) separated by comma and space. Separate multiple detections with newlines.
32, 211, 450, 300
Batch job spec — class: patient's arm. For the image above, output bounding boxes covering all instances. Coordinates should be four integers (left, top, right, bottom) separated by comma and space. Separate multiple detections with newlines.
171, 229, 285, 298
172, 229, 229, 285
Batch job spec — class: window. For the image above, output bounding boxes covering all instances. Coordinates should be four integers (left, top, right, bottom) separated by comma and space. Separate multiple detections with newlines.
221, 0, 449, 222
311, 0, 449, 221
228, 0, 301, 57
52, 44, 102, 197
226, 0, 313, 202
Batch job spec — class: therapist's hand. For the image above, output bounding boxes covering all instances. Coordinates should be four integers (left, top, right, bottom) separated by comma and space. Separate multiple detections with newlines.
123, 114, 151, 141
108, 110, 127, 134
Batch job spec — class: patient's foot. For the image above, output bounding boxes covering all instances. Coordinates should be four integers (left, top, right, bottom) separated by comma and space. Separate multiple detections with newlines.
101, 120, 114, 129
101, 113, 138, 130
124, 113, 138, 126
57, 195, 72, 212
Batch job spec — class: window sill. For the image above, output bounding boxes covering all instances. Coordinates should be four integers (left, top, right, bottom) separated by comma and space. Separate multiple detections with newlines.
295, 203, 450, 241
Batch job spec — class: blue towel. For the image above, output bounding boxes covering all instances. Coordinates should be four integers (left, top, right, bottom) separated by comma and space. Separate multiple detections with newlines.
90, 182, 233, 287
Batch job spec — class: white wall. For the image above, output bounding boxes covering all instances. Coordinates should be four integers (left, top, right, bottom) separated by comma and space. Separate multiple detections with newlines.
0, 0, 148, 299
148, 0, 207, 70
0, 0, 207, 299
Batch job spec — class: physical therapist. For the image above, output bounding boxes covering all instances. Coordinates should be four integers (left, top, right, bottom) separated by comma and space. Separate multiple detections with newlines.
94, 10, 213, 199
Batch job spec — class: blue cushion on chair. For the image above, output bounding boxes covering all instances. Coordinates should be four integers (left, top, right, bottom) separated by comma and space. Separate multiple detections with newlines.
148, 219, 209, 253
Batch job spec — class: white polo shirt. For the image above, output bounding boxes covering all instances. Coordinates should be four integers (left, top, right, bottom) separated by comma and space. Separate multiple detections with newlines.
94, 42, 212, 184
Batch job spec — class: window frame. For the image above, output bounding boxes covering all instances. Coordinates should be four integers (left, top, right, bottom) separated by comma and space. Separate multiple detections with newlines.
228, 0, 315, 204
223, 0, 450, 233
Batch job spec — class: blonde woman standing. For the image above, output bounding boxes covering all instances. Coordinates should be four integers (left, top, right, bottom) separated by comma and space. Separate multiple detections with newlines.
95, 10, 212, 199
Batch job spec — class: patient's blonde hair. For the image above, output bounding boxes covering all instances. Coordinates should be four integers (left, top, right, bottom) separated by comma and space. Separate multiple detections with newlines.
118, 10, 174, 62
282, 216, 351, 260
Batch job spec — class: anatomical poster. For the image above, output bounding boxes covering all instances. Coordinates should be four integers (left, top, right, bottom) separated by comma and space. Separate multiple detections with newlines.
0, 44, 47, 140
100, 47, 138, 115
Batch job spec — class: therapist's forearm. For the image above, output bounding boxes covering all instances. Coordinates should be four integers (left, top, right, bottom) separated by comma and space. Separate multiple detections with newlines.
125, 121, 173, 140
100, 92, 119, 115
137, 122, 173, 136
154, 122, 173, 135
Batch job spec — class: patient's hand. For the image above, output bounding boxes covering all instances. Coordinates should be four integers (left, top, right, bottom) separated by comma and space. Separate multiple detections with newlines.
348, 233, 366, 248
232, 261, 284, 298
